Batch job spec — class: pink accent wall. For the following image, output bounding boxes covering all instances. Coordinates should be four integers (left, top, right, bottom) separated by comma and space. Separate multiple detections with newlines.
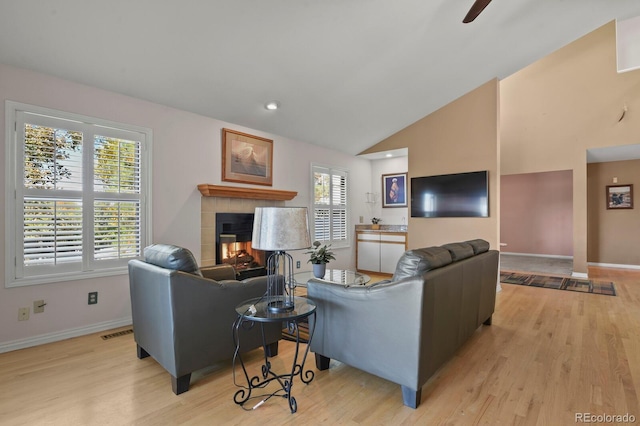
500, 170, 573, 256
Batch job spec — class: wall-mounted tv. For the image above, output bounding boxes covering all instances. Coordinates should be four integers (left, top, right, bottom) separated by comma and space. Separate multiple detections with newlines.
410, 171, 489, 218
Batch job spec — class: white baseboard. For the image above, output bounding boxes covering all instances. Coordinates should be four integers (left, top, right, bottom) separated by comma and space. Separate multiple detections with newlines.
588, 262, 640, 270
0, 317, 132, 354
501, 252, 573, 260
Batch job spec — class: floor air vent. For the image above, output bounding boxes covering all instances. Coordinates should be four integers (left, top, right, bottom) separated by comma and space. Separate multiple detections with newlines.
101, 329, 133, 340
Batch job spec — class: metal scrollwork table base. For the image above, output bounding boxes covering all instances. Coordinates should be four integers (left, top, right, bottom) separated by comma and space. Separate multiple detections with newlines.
232, 296, 316, 414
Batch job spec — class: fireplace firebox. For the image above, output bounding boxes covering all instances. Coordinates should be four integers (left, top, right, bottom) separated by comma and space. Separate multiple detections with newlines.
215, 213, 272, 280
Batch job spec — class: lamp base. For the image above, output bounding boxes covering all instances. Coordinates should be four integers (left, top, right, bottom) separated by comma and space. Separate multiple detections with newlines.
265, 250, 296, 313
267, 300, 294, 313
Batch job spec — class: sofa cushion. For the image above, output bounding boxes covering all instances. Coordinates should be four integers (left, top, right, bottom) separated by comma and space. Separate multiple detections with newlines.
441, 242, 475, 262
392, 247, 453, 281
465, 239, 490, 255
144, 244, 203, 276
200, 264, 237, 281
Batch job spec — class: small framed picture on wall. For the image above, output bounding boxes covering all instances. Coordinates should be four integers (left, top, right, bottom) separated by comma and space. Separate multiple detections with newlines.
382, 172, 407, 208
606, 184, 633, 209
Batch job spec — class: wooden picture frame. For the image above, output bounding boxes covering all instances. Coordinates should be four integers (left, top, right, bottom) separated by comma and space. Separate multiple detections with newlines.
222, 128, 273, 186
606, 184, 633, 209
382, 172, 407, 208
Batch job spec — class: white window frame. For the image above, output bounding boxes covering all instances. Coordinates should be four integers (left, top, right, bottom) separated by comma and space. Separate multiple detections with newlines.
5, 101, 152, 287
310, 163, 349, 248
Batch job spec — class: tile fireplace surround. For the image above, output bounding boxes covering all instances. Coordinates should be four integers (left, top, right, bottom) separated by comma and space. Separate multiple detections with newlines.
199, 185, 297, 266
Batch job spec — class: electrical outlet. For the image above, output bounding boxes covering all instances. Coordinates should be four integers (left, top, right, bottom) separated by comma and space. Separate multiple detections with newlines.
18, 307, 30, 321
88, 292, 98, 305
33, 300, 45, 314
296, 261, 301, 269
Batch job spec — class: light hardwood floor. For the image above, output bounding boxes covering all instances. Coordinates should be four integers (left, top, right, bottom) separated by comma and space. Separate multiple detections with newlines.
1, 267, 639, 425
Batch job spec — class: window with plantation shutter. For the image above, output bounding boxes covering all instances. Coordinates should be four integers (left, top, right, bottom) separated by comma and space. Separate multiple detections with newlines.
311, 165, 348, 247
5, 102, 152, 287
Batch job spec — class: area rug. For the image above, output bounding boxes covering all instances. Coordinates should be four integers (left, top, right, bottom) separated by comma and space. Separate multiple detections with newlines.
500, 271, 616, 296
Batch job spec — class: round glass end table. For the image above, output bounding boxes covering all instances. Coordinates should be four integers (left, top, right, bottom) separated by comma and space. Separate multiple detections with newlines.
232, 296, 316, 414
293, 269, 370, 288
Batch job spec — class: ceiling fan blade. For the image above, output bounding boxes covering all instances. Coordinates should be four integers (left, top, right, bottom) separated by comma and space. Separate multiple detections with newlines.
463, 0, 492, 23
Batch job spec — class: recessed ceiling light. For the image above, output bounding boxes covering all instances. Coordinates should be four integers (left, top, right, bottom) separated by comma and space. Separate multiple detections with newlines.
385, 153, 393, 158
265, 101, 280, 110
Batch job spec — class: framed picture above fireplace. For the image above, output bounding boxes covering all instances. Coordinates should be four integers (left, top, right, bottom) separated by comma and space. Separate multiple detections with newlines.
222, 128, 273, 186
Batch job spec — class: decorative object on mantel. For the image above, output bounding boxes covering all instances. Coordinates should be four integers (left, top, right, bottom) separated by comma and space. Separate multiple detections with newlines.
306, 241, 335, 278
382, 172, 407, 208
197, 184, 297, 201
371, 217, 382, 230
222, 128, 273, 186
606, 184, 633, 209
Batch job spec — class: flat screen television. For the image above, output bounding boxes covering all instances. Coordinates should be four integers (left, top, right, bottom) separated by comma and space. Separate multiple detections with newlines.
410, 171, 489, 218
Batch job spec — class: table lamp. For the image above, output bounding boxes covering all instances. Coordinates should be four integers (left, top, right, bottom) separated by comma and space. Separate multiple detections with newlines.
252, 207, 311, 312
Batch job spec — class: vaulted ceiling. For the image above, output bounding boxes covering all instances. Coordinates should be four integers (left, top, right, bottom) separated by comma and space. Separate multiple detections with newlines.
1, 1, 639, 155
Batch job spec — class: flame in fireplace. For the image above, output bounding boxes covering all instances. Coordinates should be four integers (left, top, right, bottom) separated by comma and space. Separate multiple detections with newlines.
220, 240, 264, 271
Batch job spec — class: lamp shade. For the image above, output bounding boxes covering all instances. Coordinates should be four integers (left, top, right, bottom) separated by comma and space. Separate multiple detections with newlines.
252, 207, 311, 251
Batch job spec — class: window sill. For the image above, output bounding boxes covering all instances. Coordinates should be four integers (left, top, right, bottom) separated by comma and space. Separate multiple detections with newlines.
6, 267, 129, 288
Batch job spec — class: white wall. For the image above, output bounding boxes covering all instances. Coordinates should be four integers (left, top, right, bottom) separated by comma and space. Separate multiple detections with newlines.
0, 63, 371, 351
368, 156, 409, 226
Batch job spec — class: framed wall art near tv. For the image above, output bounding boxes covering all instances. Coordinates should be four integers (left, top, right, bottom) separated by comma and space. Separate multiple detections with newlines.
606, 184, 633, 209
382, 172, 407, 208
222, 128, 273, 186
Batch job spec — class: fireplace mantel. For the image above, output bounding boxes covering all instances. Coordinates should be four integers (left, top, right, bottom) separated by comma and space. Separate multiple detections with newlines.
197, 184, 297, 201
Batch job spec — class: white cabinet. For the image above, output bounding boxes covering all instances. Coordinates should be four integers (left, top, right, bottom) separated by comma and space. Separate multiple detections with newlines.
380, 241, 406, 274
356, 231, 407, 274
357, 239, 380, 272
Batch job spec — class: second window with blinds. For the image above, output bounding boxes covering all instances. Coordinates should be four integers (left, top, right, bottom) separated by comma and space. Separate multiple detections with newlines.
311, 164, 348, 248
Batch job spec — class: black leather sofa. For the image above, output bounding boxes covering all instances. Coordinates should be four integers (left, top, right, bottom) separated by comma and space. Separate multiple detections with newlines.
307, 239, 499, 408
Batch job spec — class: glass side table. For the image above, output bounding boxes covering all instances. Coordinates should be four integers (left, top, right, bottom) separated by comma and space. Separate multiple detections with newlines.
232, 296, 316, 414
293, 269, 371, 288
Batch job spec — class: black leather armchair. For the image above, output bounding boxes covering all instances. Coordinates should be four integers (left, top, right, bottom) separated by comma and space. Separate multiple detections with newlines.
128, 244, 281, 394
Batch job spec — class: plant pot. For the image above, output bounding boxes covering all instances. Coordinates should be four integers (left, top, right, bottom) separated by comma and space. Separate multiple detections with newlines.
371, 224, 380, 230
313, 263, 326, 278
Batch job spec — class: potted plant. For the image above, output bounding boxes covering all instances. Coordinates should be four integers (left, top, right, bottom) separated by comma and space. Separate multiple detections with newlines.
371, 217, 382, 230
306, 241, 336, 278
